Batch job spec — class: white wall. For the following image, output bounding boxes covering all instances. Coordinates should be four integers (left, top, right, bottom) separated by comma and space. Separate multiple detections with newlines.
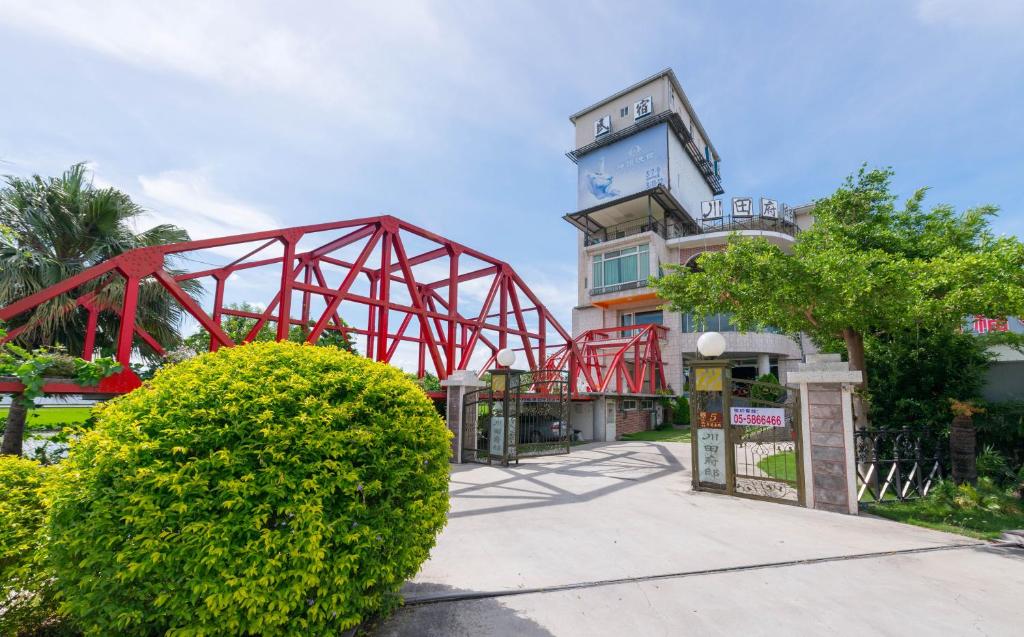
667, 131, 713, 221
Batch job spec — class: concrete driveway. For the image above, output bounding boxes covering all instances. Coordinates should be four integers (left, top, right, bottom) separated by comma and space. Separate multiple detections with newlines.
373, 441, 1024, 636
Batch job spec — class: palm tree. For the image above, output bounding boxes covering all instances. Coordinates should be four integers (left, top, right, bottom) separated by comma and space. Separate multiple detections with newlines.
0, 163, 201, 454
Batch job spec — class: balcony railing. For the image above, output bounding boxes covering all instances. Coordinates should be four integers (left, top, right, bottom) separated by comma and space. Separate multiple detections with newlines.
589, 279, 647, 297
583, 215, 798, 247
584, 218, 665, 246
695, 216, 799, 237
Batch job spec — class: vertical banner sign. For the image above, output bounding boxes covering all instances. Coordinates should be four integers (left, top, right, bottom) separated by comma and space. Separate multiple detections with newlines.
732, 197, 753, 218
697, 411, 726, 487
700, 199, 723, 221
760, 198, 779, 219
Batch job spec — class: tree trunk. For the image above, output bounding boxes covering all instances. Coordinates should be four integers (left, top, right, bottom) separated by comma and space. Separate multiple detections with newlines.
949, 414, 977, 485
842, 327, 870, 429
1, 396, 28, 456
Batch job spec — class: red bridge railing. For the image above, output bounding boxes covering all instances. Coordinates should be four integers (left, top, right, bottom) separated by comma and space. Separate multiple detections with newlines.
0, 215, 667, 397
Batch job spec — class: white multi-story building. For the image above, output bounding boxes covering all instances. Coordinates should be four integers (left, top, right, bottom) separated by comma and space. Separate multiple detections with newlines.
565, 69, 815, 437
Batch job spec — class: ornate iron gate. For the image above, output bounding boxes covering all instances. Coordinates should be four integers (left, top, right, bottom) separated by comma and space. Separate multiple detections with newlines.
462, 370, 571, 465
690, 364, 803, 505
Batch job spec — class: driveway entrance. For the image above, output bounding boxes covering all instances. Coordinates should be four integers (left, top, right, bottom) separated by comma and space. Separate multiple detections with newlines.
373, 441, 1022, 636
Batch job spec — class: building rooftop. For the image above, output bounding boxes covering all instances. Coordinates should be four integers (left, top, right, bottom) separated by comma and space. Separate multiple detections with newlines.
568, 68, 720, 162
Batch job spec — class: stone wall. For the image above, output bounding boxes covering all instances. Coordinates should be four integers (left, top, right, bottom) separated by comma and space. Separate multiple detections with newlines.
806, 383, 851, 513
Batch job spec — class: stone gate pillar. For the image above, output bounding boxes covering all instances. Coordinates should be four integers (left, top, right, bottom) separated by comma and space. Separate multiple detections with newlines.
786, 354, 863, 514
440, 370, 486, 464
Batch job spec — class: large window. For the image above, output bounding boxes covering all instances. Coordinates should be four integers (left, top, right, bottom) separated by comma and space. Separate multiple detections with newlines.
592, 244, 650, 292
621, 309, 663, 337
681, 312, 780, 334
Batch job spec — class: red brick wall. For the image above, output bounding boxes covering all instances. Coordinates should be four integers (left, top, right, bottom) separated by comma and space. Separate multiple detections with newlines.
616, 407, 652, 437
678, 245, 725, 268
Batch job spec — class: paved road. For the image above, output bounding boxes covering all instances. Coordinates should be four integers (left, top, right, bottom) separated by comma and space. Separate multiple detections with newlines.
373, 441, 1024, 636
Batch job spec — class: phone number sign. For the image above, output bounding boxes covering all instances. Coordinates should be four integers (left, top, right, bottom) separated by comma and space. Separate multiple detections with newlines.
730, 407, 785, 427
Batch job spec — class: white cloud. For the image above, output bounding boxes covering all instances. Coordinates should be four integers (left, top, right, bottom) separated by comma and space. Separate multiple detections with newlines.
133, 169, 280, 258
915, 0, 1024, 30
0, 1, 522, 139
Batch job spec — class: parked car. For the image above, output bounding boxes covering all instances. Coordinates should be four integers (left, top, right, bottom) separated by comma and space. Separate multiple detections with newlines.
520, 419, 569, 443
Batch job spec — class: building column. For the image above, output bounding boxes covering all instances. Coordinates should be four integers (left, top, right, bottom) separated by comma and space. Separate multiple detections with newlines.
786, 354, 863, 514
757, 353, 771, 377
440, 370, 487, 463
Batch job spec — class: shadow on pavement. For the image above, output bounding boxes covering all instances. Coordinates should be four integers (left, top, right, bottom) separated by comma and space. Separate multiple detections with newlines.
447, 442, 685, 519
367, 584, 554, 637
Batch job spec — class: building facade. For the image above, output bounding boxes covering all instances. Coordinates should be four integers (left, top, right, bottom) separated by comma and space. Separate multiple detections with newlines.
565, 69, 816, 438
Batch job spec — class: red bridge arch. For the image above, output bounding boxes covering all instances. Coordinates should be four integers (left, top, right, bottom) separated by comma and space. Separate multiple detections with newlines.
0, 215, 667, 397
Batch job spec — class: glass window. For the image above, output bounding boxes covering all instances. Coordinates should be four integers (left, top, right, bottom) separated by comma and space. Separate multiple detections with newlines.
622, 399, 637, 410
639, 399, 654, 410
634, 310, 663, 325
592, 244, 649, 291
681, 312, 781, 334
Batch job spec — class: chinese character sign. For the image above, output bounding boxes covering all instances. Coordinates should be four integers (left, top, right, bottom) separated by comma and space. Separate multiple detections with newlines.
634, 95, 653, 120
732, 197, 753, 217
594, 115, 611, 138
697, 427, 726, 487
760, 198, 778, 219
700, 199, 723, 221
971, 316, 1009, 334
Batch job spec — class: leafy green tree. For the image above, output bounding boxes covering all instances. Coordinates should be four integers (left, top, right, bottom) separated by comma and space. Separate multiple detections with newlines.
653, 167, 1024, 417
183, 301, 356, 354
0, 163, 199, 454
865, 328, 991, 431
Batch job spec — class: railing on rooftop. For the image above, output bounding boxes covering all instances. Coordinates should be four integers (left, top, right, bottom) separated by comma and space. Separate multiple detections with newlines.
695, 216, 800, 237
583, 214, 799, 247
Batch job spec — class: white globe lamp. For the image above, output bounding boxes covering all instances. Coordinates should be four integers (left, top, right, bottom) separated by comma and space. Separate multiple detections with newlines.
496, 348, 517, 368
696, 331, 727, 359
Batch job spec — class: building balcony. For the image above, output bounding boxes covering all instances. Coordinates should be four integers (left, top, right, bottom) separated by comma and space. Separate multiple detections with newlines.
581, 212, 799, 248
589, 279, 648, 297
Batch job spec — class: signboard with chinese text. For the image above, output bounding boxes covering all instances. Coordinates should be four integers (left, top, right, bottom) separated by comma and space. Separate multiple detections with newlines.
594, 115, 611, 138
732, 197, 753, 218
760, 198, 779, 219
966, 315, 1023, 335
697, 426, 726, 487
730, 406, 785, 427
699, 410, 723, 429
577, 123, 668, 209
634, 95, 653, 120
700, 199, 723, 221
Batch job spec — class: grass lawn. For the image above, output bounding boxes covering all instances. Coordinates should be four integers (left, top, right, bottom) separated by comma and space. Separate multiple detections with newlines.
621, 427, 691, 443
756, 450, 798, 484
864, 478, 1024, 540
0, 406, 93, 429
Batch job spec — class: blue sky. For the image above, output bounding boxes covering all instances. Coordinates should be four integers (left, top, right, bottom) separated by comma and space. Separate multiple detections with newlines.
1, 0, 1022, 357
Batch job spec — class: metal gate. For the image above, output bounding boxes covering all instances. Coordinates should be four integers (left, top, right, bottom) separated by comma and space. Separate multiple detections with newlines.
462, 370, 571, 465
690, 364, 803, 505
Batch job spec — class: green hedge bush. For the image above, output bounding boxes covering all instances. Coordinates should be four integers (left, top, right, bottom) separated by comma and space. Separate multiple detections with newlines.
0, 455, 60, 636
47, 342, 452, 636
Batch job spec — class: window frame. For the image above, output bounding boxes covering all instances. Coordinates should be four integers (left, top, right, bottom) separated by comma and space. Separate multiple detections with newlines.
591, 244, 650, 292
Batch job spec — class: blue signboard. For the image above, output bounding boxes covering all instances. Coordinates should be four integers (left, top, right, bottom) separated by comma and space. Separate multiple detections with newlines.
577, 123, 668, 210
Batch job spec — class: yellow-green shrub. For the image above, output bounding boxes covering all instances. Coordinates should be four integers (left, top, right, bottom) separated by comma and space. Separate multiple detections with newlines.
47, 342, 452, 636
0, 455, 59, 636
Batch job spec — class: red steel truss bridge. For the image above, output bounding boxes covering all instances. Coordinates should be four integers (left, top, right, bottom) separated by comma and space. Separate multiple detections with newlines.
0, 215, 667, 397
